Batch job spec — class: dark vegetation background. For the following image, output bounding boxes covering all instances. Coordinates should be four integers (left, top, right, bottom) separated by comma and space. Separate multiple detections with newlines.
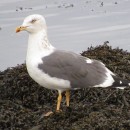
0, 43, 130, 130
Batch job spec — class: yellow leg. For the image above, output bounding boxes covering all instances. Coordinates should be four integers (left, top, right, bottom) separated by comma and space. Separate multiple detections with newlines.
56, 91, 62, 111
65, 90, 70, 107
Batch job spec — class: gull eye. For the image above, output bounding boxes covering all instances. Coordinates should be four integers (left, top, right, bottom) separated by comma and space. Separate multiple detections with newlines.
30, 19, 37, 23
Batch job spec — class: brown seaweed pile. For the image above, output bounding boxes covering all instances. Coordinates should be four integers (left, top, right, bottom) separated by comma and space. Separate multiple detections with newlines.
81, 43, 130, 80
0, 43, 130, 130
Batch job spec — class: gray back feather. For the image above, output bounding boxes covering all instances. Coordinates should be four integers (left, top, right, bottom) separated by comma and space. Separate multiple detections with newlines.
38, 50, 107, 89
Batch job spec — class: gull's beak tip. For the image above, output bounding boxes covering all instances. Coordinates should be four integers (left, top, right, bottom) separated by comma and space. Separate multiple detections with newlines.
15, 26, 26, 33
16, 27, 21, 33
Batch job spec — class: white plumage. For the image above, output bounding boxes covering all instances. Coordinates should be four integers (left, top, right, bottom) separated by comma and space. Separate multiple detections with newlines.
16, 14, 130, 115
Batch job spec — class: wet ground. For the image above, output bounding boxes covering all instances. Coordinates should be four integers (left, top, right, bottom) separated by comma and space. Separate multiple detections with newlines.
1, 0, 130, 70
0, 43, 130, 130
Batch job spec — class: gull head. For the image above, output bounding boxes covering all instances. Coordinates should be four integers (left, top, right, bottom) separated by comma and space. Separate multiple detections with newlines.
16, 14, 47, 34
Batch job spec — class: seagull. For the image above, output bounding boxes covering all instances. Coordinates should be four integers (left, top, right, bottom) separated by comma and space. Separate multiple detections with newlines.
16, 14, 130, 115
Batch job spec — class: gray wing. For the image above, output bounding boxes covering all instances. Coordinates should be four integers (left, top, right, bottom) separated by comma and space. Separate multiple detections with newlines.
38, 50, 108, 89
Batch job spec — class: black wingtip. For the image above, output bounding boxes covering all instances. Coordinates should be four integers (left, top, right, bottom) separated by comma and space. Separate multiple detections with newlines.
111, 76, 130, 89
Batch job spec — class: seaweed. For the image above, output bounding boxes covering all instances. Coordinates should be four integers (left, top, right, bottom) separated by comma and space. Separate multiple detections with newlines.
0, 43, 130, 130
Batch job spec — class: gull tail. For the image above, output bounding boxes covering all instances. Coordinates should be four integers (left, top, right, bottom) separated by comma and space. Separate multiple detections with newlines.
111, 76, 130, 89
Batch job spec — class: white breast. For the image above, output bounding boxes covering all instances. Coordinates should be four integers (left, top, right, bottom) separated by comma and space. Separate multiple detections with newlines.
26, 31, 71, 91
26, 59, 71, 91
